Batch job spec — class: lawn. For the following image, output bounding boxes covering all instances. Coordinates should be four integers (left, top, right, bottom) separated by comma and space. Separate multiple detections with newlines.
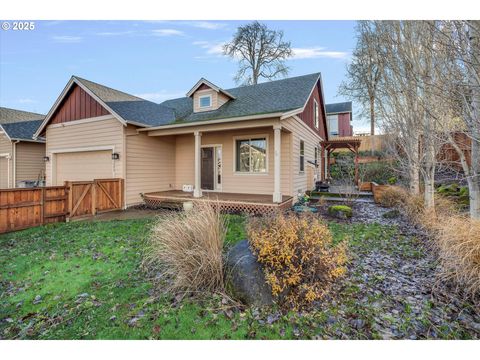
1, 213, 478, 339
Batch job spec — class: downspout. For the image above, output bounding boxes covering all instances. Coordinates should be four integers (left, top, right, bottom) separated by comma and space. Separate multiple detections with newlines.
12, 140, 19, 187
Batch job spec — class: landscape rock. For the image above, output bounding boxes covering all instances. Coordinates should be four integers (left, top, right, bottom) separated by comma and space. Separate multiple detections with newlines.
225, 240, 274, 306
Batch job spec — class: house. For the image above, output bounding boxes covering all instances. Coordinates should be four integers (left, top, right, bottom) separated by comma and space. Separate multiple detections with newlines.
326, 101, 353, 137
0, 107, 46, 188
34, 73, 329, 209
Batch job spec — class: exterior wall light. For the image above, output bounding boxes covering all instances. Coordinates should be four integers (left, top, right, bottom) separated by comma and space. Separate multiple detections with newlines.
111, 153, 120, 160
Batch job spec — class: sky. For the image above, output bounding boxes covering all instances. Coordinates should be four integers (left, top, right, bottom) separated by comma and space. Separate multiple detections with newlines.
0, 20, 370, 132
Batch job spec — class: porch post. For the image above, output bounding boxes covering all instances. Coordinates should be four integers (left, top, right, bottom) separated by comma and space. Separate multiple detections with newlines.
194, 131, 202, 198
273, 125, 282, 203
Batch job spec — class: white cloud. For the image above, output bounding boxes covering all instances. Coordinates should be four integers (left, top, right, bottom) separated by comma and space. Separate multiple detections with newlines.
135, 90, 186, 103
52, 35, 83, 43
292, 47, 348, 60
151, 29, 185, 37
17, 98, 38, 104
193, 40, 225, 56
183, 21, 227, 30
96, 31, 135, 37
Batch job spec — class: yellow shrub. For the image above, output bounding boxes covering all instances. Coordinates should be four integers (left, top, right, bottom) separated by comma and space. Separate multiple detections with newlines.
247, 213, 347, 309
377, 186, 409, 208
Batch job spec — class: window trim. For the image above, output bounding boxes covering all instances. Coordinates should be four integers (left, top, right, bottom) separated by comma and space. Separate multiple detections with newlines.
199, 94, 212, 108
299, 139, 305, 173
233, 134, 269, 175
314, 99, 319, 129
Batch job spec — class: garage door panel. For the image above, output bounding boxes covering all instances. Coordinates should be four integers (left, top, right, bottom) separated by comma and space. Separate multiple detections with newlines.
55, 151, 113, 185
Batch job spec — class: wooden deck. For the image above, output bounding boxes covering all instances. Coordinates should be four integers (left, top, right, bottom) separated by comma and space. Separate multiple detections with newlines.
143, 190, 293, 215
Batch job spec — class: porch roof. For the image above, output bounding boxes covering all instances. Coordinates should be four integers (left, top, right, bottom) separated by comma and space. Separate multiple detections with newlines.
322, 136, 361, 150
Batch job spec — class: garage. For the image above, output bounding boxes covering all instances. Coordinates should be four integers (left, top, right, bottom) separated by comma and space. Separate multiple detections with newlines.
55, 150, 113, 185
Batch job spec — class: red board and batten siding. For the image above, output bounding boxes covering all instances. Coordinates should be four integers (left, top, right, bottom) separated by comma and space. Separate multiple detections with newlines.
50, 84, 109, 125
338, 113, 353, 137
298, 81, 327, 140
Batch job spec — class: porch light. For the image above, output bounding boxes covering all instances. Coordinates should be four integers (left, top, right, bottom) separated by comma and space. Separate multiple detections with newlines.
43, 156, 50, 162
111, 153, 120, 160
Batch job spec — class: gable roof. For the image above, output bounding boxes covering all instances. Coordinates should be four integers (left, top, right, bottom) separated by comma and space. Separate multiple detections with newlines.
73, 77, 176, 127
0, 107, 44, 124
36, 72, 323, 136
326, 102, 352, 115
186, 78, 236, 99
1, 119, 45, 142
160, 73, 321, 126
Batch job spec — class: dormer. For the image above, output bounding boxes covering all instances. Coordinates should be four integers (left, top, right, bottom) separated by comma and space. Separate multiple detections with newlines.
186, 78, 235, 113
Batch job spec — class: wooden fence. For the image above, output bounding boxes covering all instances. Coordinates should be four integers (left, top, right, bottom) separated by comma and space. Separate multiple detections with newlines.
0, 178, 124, 233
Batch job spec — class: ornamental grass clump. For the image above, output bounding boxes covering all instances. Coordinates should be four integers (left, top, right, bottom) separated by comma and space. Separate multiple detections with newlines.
247, 213, 347, 309
142, 202, 226, 295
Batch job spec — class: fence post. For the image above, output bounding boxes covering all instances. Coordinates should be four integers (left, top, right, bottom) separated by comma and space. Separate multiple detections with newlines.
66, 181, 72, 222
92, 180, 97, 216
40, 187, 45, 225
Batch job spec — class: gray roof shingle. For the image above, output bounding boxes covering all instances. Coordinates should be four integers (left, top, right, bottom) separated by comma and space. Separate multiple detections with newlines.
160, 73, 321, 126
73, 76, 176, 126
72, 73, 320, 128
326, 102, 352, 115
1, 119, 45, 141
0, 107, 44, 124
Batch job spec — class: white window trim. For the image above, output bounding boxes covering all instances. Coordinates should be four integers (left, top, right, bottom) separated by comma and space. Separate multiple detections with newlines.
199, 94, 212, 109
314, 99, 319, 129
233, 134, 269, 175
299, 139, 305, 174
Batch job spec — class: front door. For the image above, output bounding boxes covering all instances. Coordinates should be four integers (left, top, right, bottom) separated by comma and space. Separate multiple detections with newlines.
201, 146, 222, 191
201, 147, 215, 190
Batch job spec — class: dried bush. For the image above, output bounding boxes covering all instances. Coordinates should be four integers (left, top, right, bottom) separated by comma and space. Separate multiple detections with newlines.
435, 215, 480, 295
247, 213, 347, 309
142, 202, 226, 295
377, 186, 409, 207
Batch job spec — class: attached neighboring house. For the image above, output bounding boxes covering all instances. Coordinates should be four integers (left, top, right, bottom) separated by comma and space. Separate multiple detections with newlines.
0, 107, 46, 188
326, 101, 353, 137
34, 73, 329, 208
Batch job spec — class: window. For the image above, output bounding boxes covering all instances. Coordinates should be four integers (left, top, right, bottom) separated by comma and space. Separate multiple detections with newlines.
199, 95, 212, 108
299, 140, 305, 172
235, 137, 267, 173
314, 100, 319, 129
327, 114, 339, 136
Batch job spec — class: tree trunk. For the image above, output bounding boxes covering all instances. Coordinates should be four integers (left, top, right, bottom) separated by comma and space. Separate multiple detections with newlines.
369, 96, 375, 136
470, 131, 480, 219
409, 161, 420, 195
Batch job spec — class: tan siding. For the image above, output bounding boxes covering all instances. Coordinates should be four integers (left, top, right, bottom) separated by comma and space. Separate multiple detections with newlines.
283, 116, 322, 199
56, 150, 112, 184
15, 142, 46, 183
193, 89, 217, 113
45, 117, 125, 186
174, 127, 291, 196
0, 134, 13, 188
217, 92, 230, 108
125, 125, 176, 205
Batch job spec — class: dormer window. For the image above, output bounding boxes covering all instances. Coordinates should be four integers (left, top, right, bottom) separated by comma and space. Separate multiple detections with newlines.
199, 95, 212, 109
187, 78, 236, 113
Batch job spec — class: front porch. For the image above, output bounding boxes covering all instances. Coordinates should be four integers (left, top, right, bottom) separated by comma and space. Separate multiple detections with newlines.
143, 190, 293, 215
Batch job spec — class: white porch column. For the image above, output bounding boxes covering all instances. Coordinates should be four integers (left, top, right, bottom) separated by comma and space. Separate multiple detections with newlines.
273, 125, 282, 203
193, 131, 202, 198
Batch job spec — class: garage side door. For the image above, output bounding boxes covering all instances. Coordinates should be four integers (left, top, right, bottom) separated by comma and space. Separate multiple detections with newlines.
0, 157, 9, 188
55, 150, 113, 185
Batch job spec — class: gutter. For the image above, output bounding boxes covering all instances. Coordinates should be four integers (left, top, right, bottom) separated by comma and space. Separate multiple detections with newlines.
138, 112, 286, 132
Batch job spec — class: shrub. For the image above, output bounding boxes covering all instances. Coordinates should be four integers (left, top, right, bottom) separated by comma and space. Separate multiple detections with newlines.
247, 213, 347, 309
377, 186, 409, 208
435, 215, 480, 295
387, 176, 397, 185
360, 161, 396, 185
142, 202, 226, 295
328, 205, 353, 218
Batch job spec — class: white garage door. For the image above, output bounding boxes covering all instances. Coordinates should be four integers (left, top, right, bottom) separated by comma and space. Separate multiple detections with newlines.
0, 156, 9, 188
55, 150, 113, 185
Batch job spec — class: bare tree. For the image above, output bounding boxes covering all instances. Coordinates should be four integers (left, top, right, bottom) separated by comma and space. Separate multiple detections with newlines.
339, 21, 384, 136
433, 21, 480, 218
223, 21, 293, 85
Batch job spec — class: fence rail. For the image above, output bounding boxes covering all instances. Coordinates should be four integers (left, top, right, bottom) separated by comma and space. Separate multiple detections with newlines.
0, 178, 124, 234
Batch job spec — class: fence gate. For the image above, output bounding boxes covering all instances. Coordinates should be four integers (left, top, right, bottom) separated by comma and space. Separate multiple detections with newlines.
67, 178, 124, 219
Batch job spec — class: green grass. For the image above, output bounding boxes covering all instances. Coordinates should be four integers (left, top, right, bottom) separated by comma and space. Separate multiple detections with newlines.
1, 215, 475, 339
